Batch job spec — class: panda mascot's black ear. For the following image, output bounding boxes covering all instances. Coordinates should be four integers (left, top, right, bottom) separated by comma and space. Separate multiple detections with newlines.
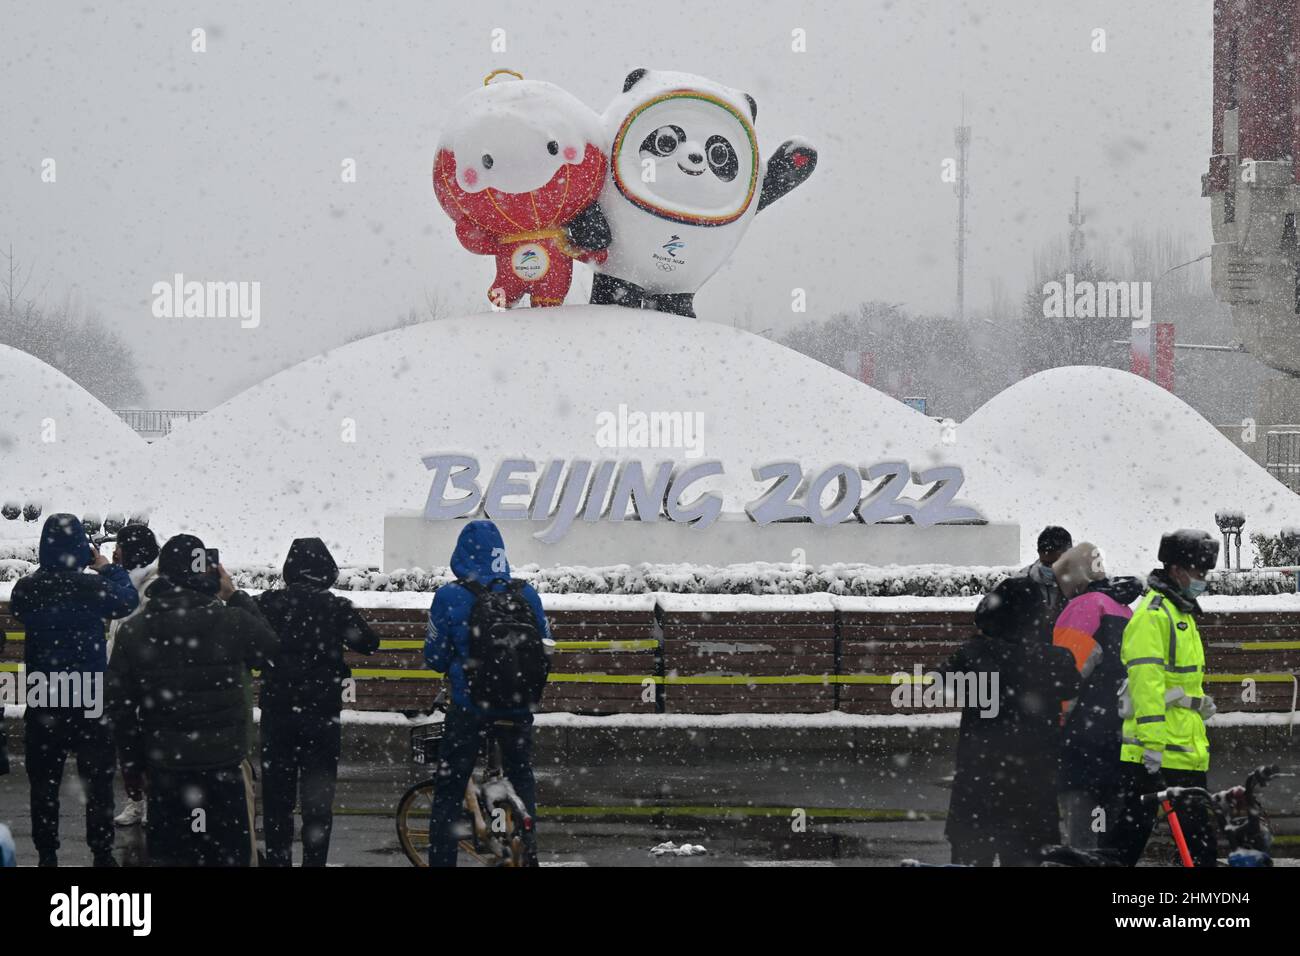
623, 68, 649, 93
744, 94, 758, 122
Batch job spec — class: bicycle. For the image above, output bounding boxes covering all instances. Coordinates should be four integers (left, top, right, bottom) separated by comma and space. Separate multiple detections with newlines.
904, 765, 1290, 867
1139, 763, 1285, 867
394, 696, 538, 867
1039, 764, 1288, 867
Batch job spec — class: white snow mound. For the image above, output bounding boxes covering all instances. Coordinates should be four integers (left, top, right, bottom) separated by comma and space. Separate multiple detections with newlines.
143, 307, 966, 564
959, 365, 1300, 569
0, 345, 148, 536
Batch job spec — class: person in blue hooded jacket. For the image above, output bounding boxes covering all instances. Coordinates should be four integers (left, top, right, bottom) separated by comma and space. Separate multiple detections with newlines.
11, 513, 138, 866
423, 520, 550, 866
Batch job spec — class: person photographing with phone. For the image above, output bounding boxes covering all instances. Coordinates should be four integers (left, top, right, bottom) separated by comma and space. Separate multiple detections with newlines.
11, 513, 139, 866
106, 534, 278, 866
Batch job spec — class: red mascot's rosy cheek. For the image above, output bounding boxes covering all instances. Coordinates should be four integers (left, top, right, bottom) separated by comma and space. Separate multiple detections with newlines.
433, 145, 606, 236
563, 146, 577, 161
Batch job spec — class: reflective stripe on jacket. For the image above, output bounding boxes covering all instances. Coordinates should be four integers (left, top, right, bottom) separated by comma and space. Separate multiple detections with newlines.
1118, 588, 1209, 772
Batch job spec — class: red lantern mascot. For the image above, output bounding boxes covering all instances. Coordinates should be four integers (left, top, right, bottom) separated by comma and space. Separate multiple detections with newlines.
433, 70, 611, 308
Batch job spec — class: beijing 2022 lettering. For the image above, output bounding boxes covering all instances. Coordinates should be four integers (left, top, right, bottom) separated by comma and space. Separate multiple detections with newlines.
422, 455, 984, 544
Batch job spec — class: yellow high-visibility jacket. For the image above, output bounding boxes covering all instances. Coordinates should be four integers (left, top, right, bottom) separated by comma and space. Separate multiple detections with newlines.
1119, 587, 1210, 772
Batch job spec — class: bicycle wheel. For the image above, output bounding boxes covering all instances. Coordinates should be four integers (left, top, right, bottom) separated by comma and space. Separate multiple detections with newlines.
508, 815, 539, 868
395, 779, 436, 867
498, 796, 538, 868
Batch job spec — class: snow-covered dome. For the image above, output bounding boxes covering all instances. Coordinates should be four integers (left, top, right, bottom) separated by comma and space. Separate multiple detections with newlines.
0, 344, 148, 535
8, 325, 1296, 571
142, 307, 964, 564
960, 365, 1300, 570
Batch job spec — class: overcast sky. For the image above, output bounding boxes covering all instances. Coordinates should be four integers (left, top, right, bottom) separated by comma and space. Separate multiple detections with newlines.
0, 0, 1214, 407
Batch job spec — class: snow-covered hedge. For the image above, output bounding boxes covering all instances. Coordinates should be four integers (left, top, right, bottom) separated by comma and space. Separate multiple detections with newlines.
0, 545, 1294, 596
222, 562, 1020, 596
1249, 531, 1300, 567
0, 559, 1015, 594
0, 542, 37, 563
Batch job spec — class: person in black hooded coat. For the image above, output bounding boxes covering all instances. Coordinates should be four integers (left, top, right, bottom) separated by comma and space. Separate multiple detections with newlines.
937, 577, 1079, 865
107, 533, 278, 867
255, 538, 379, 867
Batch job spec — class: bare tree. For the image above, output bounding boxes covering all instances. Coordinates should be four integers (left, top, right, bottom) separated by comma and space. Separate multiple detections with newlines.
343, 288, 448, 344
0, 246, 144, 406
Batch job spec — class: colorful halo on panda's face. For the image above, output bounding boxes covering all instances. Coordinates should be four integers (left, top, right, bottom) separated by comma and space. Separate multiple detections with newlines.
611, 89, 759, 227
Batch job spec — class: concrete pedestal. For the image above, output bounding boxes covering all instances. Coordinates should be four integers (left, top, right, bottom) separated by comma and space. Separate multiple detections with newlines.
383, 512, 1020, 571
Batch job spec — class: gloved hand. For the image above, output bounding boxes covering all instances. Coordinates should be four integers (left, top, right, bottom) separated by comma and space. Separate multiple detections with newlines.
1142, 748, 1164, 776
1198, 694, 1217, 719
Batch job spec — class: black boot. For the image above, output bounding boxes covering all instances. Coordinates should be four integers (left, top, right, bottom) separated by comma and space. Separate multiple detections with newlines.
93, 850, 118, 867
590, 273, 645, 308
645, 292, 696, 318
38, 850, 58, 867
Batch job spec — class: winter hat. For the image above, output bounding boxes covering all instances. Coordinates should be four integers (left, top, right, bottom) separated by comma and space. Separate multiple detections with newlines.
283, 538, 339, 589
117, 524, 160, 571
1052, 541, 1106, 603
157, 534, 219, 595
975, 577, 1047, 641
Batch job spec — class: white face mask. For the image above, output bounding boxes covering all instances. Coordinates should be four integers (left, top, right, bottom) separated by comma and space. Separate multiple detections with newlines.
1184, 577, 1208, 599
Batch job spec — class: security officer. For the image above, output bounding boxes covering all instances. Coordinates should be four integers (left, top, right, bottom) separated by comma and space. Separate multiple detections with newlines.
1102, 529, 1220, 866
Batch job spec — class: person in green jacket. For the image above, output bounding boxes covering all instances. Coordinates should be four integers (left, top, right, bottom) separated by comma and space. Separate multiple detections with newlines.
1101, 529, 1220, 866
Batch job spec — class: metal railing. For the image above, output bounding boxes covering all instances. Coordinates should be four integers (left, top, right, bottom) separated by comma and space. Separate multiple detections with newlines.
111, 409, 205, 436
1265, 428, 1300, 492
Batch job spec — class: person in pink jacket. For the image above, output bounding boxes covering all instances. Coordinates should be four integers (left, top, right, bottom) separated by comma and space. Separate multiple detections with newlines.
1051, 542, 1144, 848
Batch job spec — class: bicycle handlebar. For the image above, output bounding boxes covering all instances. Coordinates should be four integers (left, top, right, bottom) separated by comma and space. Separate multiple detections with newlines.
1140, 765, 1283, 808
1141, 787, 1212, 808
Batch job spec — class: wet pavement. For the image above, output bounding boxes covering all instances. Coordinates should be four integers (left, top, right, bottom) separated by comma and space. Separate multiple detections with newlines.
3, 724, 1298, 867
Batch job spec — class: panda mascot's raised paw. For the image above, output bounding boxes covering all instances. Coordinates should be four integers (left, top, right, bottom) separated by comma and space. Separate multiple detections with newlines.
584, 68, 818, 319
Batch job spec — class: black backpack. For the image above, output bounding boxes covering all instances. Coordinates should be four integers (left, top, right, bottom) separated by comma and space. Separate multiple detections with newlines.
459, 578, 550, 711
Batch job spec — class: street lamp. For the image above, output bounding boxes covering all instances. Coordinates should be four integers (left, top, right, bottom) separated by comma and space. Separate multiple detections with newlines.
1215, 509, 1246, 570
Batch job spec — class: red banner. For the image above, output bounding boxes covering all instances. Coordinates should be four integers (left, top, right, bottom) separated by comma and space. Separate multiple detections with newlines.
1155, 323, 1175, 391
1131, 323, 1152, 379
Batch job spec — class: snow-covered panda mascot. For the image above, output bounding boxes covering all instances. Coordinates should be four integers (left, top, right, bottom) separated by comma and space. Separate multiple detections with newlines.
580, 68, 818, 318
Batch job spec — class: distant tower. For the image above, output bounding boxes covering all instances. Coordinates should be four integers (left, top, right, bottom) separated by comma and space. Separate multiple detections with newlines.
1068, 177, 1086, 273
954, 102, 971, 321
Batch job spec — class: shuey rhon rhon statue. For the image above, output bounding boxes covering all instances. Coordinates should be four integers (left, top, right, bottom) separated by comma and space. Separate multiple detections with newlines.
433, 70, 611, 309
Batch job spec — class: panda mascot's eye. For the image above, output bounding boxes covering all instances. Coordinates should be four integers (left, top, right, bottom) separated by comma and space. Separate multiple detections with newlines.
481, 153, 494, 170
547, 140, 559, 155
705, 136, 738, 182
640, 125, 686, 157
